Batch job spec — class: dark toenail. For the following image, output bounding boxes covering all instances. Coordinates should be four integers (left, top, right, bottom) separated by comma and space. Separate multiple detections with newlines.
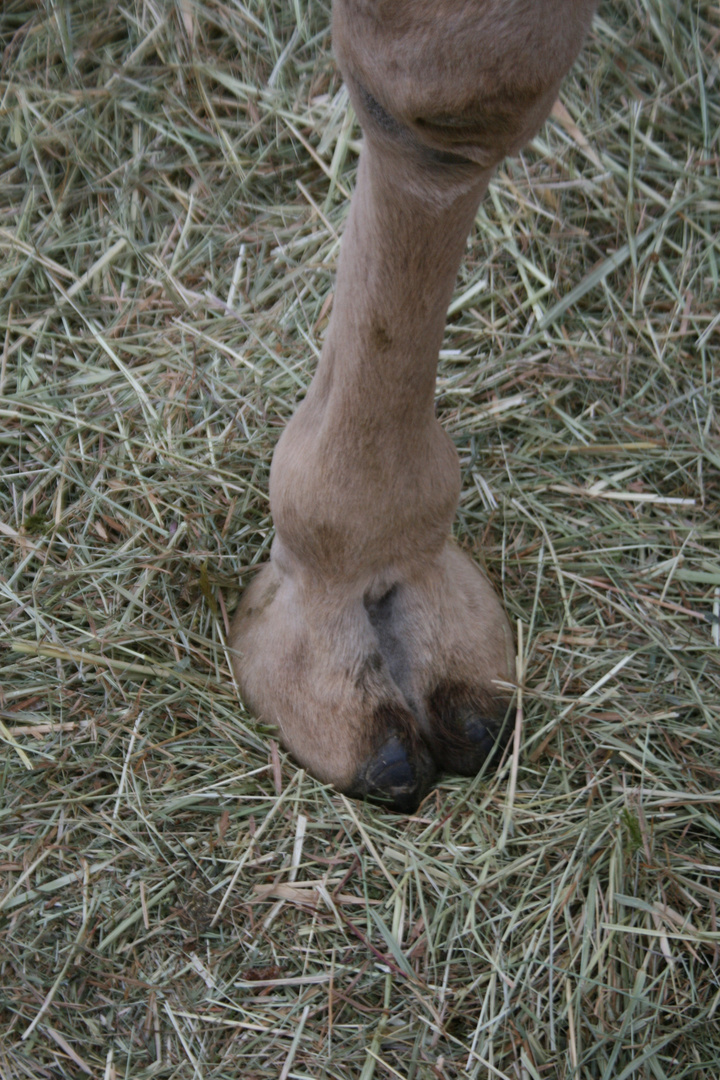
352, 734, 436, 813
426, 683, 512, 776
463, 718, 499, 759
430, 713, 508, 775
365, 734, 414, 786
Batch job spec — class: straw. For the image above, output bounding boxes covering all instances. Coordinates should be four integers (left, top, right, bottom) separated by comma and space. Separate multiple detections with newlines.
1, 0, 718, 1076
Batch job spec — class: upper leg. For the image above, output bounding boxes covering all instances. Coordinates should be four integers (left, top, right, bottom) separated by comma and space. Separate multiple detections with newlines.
333, 0, 598, 167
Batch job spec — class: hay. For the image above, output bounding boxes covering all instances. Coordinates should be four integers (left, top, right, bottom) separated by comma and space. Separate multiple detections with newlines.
1, 0, 718, 1076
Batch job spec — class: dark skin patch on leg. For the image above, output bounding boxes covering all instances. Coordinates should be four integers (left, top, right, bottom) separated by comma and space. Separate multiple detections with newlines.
353, 650, 384, 691
237, 576, 279, 622
364, 585, 413, 706
363, 583, 398, 620
370, 323, 393, 351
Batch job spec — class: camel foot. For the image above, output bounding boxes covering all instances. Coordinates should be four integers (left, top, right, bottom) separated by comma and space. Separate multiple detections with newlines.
230, 542, 514, 809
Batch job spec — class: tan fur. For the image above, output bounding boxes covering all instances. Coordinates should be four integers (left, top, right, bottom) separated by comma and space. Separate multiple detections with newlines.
231, 0, 598, 806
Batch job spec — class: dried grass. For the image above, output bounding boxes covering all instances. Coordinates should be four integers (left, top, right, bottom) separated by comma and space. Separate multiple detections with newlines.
1, 0, 719, 1077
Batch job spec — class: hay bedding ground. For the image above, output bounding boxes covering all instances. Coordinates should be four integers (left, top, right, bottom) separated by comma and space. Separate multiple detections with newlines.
1, 0, 719, 1077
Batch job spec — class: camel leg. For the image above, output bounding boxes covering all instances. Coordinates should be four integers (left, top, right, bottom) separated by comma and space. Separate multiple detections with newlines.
231, 0, 598, 810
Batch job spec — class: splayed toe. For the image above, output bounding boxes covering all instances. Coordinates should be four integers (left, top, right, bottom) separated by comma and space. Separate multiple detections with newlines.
426, 681, 512, 775
350, 731, 436, 813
